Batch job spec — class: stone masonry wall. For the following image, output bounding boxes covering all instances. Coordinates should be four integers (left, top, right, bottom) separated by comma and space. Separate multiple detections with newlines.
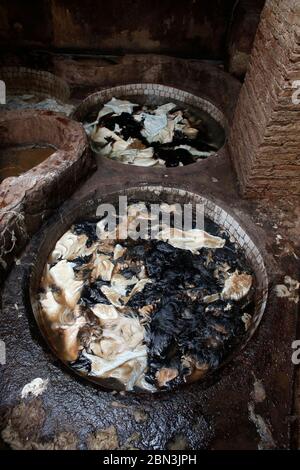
229, 0, 300, 198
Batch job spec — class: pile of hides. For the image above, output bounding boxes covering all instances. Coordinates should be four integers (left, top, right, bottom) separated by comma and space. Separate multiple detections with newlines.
38, 203, 255, 392
84, 98, 220, 167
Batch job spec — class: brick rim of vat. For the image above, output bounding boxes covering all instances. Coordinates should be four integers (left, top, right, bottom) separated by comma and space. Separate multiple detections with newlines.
0, 109, 88, 206
0, 109, 92, 280
0, 67, 70, 102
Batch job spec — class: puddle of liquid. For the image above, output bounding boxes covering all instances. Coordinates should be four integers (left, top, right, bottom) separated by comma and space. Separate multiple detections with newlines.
0, 145, 56, 183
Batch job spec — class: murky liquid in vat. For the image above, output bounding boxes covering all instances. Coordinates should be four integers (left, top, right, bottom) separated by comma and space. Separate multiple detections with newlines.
0, 145, 56, 183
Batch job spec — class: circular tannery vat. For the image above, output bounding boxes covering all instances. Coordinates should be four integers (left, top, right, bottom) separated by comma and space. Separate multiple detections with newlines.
0, 67, 70, 102
0, 185, 269, 449
28, 186, 268, 390
73, 83, 228, 170
0, 109, 94, 281
0, 67, 74, 115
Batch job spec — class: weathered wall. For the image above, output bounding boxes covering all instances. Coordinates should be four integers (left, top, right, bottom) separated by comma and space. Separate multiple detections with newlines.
0, 0, 236, 59
227, 0, 265, 78
229, 0, 300, 197
0, 0, 53, 47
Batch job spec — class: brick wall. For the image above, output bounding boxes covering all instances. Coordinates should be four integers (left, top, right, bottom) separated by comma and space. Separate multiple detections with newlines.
229, 0, 300, 197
